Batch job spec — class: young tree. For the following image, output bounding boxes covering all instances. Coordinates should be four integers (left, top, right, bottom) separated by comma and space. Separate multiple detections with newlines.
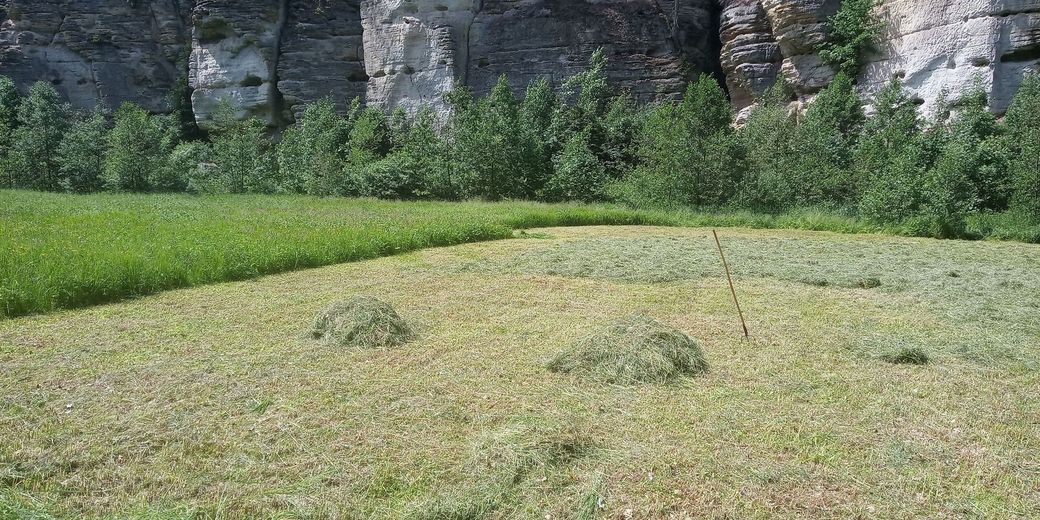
542, 129, 608, 202
103, 102, 172, 192
276, 97, 355, 195
855, 79, 925, 223
57, 111, 108, 193
342, 105, 391, 195
788, 72, 865, 206
358, 108, 450, 200
7, 81, 71, 191
448, 76, 535, 200
1005, 73, 1040, 221
0, 76, 21, 188
208, 102, 276, 194
736, 85, 801, 210
618, 75, 739, 208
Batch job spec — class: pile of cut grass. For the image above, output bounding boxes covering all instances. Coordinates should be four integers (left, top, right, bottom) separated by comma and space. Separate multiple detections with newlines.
311, 296, 414, 348
548, 315, 709, 384
406, 418, 597, 519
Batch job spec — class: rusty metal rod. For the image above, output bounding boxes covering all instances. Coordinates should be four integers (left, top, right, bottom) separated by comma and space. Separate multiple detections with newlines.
713, 229, 748, 338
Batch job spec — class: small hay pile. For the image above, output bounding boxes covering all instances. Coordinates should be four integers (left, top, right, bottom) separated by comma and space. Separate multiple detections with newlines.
882, 346, 930, 365
311, 295, 414, 348
548, 315, 708, 384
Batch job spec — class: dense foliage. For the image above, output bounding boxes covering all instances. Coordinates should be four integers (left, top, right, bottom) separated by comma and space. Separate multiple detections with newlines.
1, 55, 1039, 239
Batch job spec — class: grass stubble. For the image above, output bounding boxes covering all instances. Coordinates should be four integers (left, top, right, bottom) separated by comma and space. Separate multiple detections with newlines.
1, 225, 1039, 518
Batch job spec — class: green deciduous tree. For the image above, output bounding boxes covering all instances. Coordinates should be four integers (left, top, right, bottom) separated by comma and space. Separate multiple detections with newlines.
0, 76, 21, 188
57, 111, 108, 193
103, 102, 174, 192
7, 81, 71, 191
277, 97, 356, 195
205, 103, 276, 194
617, 75, 739, 208
1005, 73, 1040, 221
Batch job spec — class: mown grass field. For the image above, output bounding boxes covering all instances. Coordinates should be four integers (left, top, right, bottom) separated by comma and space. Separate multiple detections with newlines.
4, 190, 1037, 321
2, 225, 1038, 518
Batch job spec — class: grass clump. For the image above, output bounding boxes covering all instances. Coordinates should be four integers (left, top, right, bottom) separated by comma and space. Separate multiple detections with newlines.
548, 315, 708, 384
406, 419, 597, 519
881, 346, 930, 365
311, 295, 414, 349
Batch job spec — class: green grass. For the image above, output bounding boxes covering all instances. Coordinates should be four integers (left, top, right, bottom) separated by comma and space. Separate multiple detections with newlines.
0, 191, 669, 319
2, 225, 1038, 518
3, 190, 1038, 320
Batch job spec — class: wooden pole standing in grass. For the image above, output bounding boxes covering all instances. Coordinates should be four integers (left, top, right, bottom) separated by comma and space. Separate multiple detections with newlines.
713, 229, 749, 338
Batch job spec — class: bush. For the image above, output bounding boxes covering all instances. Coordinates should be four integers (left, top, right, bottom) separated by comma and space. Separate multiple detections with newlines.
736, 86, 800, 210
819, 0, 880, 77
1005, 73, 1040, 221
207, 102, 276, 193
548, 315, 709, 384
342, 106, 392, 196
617, 75, 739, 208
277, 97, 355, 195
311, 296, 414, 349
7, 81, 71, 191
542, 129, 609, 203
103, 102, 174, 192
57, 111, 108, 193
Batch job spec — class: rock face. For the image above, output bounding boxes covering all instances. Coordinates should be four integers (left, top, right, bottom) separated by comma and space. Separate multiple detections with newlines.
2, 0, 1039, 124
720, 0, 838, 110
0, 0, 191, 113
859, 0, 1040, 115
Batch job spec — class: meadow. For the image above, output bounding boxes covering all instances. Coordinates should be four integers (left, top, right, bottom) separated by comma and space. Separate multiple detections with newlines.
4, 190, 1037, 321
2, 225, 1038, 518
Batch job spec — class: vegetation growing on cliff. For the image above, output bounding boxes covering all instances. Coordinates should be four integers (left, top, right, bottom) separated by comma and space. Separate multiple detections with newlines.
819, 0, 882, 77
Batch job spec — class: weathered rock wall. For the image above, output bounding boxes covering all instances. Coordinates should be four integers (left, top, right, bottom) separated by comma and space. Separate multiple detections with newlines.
2, 0, 1039, 125
0, 0, 191, 113
859, 0, 1040, 115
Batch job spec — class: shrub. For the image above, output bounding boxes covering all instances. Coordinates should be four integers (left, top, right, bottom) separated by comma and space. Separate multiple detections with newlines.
103, 102, 174, 192
277, 97, 355, 195
542, 129, 609, 202
856, 79, 925, 223
57, 111, 108, 193
617, 75, 739, 208
819, 0, 881, 77
1005, 73, 1040, 221
207, 101, 276, 193
548, 315, 709, 384
7, 81, 71, 191
311, 296, 414, 349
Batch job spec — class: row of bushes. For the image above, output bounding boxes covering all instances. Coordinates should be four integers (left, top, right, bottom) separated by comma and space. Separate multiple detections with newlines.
1, 51, 1039, 237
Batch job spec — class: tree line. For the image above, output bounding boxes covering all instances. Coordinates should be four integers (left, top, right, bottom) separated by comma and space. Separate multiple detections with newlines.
1, 50, 1038, 238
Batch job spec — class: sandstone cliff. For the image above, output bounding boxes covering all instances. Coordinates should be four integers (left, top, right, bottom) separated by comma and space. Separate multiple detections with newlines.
2, 0, 1038, 126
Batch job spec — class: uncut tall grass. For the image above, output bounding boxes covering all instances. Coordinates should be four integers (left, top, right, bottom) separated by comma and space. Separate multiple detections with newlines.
0, 191, 674, 318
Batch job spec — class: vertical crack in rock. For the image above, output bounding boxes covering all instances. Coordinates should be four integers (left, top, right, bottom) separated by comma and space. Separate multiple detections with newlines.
462, 0, 485, 87
270, 0, 290, 125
